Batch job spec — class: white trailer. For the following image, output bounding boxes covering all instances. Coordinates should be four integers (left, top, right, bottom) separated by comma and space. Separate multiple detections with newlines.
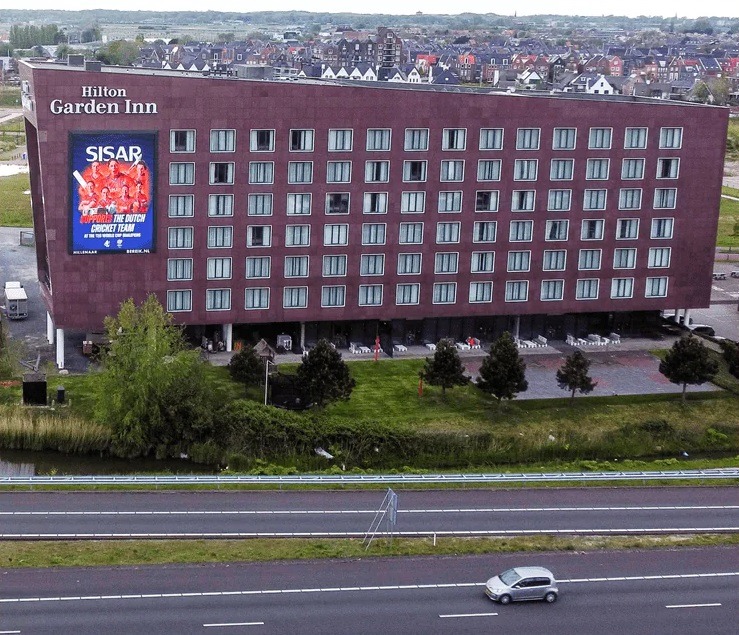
3, 282, 28, 319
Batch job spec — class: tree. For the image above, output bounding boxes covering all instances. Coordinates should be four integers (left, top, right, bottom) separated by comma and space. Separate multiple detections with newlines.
556, 350, 597, 404
94, 295, 216, 457
419, 339, 468, 397
295, 339, 355, 408
227, 345, 264, 388
659, 335, 719, 403
95, 39, 142, 66
476, 331, 528, 405
55, 44, 71, 60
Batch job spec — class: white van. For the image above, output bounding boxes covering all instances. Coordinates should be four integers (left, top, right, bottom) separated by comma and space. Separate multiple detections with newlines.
3, 281, 28, 320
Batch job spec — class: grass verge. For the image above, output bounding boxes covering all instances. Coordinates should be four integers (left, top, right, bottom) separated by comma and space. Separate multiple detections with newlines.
0, 171, 32, 226
718, 194, 739, 249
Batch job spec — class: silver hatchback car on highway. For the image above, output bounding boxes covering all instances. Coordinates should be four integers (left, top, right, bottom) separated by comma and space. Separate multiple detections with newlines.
485, 566, 558, 604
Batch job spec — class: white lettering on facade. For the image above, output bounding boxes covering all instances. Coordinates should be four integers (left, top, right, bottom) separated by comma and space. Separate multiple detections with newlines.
49, 87, 157, 116
81, 86, 127, 98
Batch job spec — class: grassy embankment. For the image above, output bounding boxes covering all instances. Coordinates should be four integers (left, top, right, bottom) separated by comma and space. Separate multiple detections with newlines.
0, 171, 32, 226
0, 86, 20, 108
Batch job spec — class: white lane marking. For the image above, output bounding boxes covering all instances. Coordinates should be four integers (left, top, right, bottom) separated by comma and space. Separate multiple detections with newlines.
203, 622, 264, 627
0, 630, 21, 634
439, 612, 498, 618
0, 573, 736, 605
665, 603, 722, 609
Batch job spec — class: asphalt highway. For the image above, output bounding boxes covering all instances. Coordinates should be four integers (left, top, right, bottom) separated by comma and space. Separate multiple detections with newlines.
0, 486, 737, 538
0, 546, 737, 634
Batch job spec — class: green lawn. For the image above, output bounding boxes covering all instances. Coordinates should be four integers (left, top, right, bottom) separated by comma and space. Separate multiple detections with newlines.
717, 194, 739, 248
0, 86, 20, 108
0, 172, 32, 226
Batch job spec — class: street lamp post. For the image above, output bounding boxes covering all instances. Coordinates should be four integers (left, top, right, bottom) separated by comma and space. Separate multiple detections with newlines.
263, 359, 275, 406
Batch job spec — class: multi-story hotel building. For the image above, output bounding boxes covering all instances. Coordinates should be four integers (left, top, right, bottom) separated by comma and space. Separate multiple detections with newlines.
19, 60, 728, 368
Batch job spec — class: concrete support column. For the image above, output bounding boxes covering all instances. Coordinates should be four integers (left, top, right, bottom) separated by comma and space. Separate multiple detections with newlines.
55, 328, 65, 370
46, 312, 55, 344
300, 322, 306, 350
682, 309, 692, 327
514, 315, 521, 339
223, 323, 233, 352
674, 309, 683, 324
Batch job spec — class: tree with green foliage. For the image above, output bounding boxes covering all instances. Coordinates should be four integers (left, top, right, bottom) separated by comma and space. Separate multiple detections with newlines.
720, 340, 739, 378
227, 345, 264, 389
556, 350, 597, 404
95, 39, 142, 66
476, 331, 528, 405
295, 339, 355, 408
659, 335, 719, 403
55, 44, 71, 60
420, 339, 468, 397
95, 295, 216, 458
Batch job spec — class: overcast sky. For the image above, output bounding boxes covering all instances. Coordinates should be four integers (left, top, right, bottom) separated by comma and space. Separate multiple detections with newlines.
11, 2, 739, 20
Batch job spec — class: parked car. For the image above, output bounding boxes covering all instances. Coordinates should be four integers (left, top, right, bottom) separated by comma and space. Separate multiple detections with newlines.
686, 324, 715, 337
485, 566, 559, 604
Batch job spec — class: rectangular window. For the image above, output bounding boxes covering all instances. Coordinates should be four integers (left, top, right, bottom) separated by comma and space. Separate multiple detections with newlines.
362, 223, 386, 245
210, 129, 235, 153
398, 253, 422, 275
589, 127, 612, 149
553, 127, 577, 150
440, 160, 465, 182
321, 285, 346, 307
170, 129, 195, 153
578, 249, 602, 270
436, 222, 461, 244
473, 221, 497, 243
507, 250, 531, 272
479, 128, 504, 150
169, 162, 194, 185
654, 188, 677, 209
286, 193, 312, 216
514, 159, 538, 181
581, 219, 604, 240
284, 255, 309, 278
476, 190, 499, 212
576, 278, 599, 300
471, 251, 495, 273
396, 283, 420, 305
399, 222, 424, 244
659, 127, 682, 149
651, 218, 674, 239
245, 256, 271, 279
326, 161, 352, 183
509, 220, 533, 242
206, 288, 231, 311
505, 280, 529, 302
324, 224, 349, 246
363, 192, 388, 214
167, 289, 192, 312
323, 254, 347, 277
283, 286, 308, 308
442, 128, 466, 150
438, 191, 462, 213
401, 191, 426, 213
326, 192, 350, 215
469, 281, 493, 303
434, 252, 459, 274
613, 247, 637, 269
621, 158, 645, 180
516, 128, 540, 150
168, 195, 194, 217
433, 282, 457, 303
404, 128, 429, 151
619, 188, 642, 210
403, 160, 427, 182
290, 129, 314, 152
648, 247, 671, 268
586, 158, 609, 180
328, 129, 353, 152
247, 225, 272, 247
546, 219, 569, 241
625, 127, 647, 149
245, 287, 269, 310
168, 226, 193, 249
657, 158, 680, 179
543, 250, 566, 271
617, 218, 639, 240
207, 257, 232, 280
288, 161, 313, 184
477, 159, 502, 181
208, 194, 234, 217
359, 284, 383, 306
541, 279, 564, 301
209, 162, 234, 185
550, 159, 574, 181
360, 254, 385, 276
248, 161, 274, 184
207, 226, 233, 248
366, 128, 391, 151
248, 194, 273, 216
250, 129, 274, 152
611, 277, 634, 299
548, 189, 571, 211
511, 190, 536, 212
646, 276, 669, 298
285, 224, 310, 247
365, 160, 390, 183
583, 189, 607, 211
167, 258, 193, 281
